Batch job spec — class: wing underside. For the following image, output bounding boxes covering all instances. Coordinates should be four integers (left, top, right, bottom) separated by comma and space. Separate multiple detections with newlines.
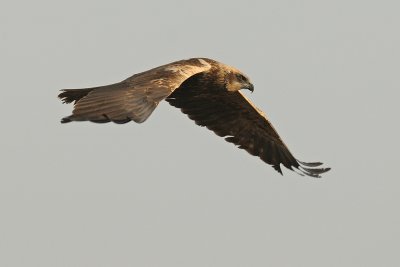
167, 85, 330, 177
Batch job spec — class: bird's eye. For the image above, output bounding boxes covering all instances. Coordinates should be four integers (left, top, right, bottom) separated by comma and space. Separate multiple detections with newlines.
236, 74, 247, 81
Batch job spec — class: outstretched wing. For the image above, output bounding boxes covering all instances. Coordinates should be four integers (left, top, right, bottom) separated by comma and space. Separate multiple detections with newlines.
59, 58, 211, 123
167, 87, 330, 178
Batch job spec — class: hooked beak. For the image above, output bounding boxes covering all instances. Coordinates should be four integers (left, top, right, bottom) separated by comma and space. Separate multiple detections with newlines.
245, 83, 254, 93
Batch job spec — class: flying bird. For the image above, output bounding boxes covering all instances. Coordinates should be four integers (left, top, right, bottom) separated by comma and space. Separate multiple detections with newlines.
58, 58, 330, 177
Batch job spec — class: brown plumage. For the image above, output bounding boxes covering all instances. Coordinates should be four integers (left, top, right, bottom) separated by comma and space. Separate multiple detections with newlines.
58, 58, 330, 177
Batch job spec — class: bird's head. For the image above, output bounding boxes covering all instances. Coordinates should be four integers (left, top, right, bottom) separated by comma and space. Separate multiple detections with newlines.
224, 69, 254, 93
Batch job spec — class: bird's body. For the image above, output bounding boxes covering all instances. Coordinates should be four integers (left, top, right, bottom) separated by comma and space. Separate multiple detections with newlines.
59, 58, 330, 177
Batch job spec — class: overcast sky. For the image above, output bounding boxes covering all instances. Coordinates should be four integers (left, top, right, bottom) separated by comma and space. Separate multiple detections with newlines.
1, 0, 399, 266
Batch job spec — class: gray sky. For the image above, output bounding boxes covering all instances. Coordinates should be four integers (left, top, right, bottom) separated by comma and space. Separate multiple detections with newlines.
1, 0, 399, 266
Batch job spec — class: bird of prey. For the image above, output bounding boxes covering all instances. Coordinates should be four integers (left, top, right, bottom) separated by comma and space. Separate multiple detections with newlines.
58, 58, 330, 177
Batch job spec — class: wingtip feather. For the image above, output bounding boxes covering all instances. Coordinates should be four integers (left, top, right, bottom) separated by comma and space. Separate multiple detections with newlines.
61, 117, 72, 123
296, 160, 331, 178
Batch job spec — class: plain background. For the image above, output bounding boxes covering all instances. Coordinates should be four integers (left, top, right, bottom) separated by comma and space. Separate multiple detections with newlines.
1, 0, 399, 266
